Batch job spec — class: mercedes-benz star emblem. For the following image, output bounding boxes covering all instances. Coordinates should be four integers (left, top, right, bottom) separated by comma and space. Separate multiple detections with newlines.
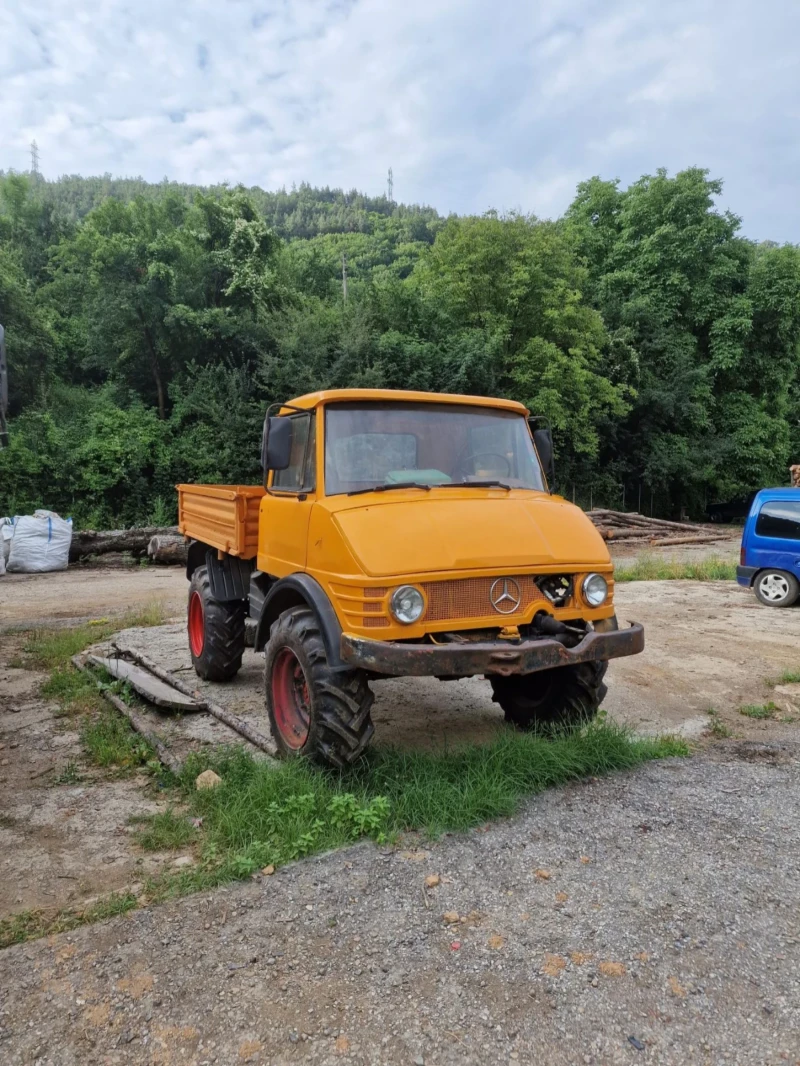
490, 578, 522, 614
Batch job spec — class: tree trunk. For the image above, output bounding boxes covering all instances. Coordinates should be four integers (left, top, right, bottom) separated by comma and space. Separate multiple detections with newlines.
147, 534, 188, 565
136, 307, 166, 419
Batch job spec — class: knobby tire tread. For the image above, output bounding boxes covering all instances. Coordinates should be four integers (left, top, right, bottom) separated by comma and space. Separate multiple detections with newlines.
266, 607, 374, 768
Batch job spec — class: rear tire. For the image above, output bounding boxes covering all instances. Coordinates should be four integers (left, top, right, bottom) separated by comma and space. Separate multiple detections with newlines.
188, 566, 246, 681
265, 606, 375, 768
754, 569, 800, 608
490, 660, 608, 731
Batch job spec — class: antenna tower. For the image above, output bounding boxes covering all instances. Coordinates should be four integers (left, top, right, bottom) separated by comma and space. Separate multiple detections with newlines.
30, 140, 40, 175
387, 167, 394, 204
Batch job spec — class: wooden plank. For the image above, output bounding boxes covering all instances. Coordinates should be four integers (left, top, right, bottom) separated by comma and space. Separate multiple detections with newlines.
113, 643, 278, 763
72, 657, 182, 774
88, 655, 202, 711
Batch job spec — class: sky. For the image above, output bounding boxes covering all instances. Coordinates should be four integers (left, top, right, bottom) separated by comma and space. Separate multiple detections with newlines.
2, 0, 799, 240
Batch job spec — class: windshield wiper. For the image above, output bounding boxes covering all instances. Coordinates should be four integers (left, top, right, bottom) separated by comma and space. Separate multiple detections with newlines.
438, 480, 512, 490
347, 482, 433, 497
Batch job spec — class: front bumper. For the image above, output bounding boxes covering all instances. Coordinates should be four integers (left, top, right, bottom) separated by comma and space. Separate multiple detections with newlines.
340, 621, 644, 678
736, 564, 757, 588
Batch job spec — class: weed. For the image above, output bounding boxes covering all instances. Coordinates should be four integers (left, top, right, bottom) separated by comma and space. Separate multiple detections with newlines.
0, 892, 138, 950
81, 707, 153, 769
706, 709, 733, 738
131, 808, 196, 851
615, 555, 737, 583
739, 702, 779, 720
767, 669, 800, 687
53, 761, 83, 785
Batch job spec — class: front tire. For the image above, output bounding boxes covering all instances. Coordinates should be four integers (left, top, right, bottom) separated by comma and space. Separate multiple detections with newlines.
754, 569, 800, 608
265, 606, 375, 768
188, 566, 246, 681
490, 661, 608, 731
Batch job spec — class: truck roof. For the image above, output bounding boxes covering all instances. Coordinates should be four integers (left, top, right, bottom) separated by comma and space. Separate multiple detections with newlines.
285, 388, 529, 415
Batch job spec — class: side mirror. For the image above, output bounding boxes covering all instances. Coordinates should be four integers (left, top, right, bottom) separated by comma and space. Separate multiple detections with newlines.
532, 426, 555, 489
262, 416, 292, 471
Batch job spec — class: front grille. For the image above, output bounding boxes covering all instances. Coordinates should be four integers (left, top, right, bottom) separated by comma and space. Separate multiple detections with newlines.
421, 576, 547, 623
363, 615, 390, 628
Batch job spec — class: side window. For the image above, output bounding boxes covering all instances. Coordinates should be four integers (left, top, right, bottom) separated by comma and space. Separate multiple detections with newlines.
272, 414, 316, 492
755, 501, 800, 540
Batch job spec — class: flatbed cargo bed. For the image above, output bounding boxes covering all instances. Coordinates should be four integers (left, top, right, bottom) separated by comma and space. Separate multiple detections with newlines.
177, 483, 264, 558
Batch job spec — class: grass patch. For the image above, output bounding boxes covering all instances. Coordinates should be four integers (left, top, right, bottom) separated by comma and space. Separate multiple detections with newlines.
81, 706, 154, 769
0, 892, 138, 950
615, 554, 737, 583
141, 724, 688, 902
739, 701, 781, 720
20, 601, 168, 672
131, 808, 196, 851
41, 666, 103, 717
767, 669, 800, 687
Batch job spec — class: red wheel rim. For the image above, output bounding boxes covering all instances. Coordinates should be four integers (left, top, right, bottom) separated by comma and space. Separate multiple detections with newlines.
271, 647, 311, 749
188, 591, 205, 657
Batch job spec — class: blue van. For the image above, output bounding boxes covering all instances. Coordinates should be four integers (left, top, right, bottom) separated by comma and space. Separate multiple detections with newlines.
737, 488, 800, 607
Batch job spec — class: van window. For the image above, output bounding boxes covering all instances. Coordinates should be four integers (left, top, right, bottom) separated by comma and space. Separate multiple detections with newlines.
755, 500, 800, 540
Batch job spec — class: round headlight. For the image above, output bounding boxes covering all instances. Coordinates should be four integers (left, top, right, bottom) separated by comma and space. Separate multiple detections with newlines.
390, 585, 425, 625
582, 573, 608, 607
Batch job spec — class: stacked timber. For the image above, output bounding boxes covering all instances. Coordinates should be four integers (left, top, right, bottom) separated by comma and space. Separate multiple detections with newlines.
69, 525, 179, 562
586, 509, 733, 547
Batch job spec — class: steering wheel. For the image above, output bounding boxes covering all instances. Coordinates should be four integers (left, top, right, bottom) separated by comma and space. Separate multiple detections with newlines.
456, 451, 512, 480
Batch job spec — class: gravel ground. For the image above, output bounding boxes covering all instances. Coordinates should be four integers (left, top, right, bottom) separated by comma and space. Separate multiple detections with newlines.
2, 742, 798, 1066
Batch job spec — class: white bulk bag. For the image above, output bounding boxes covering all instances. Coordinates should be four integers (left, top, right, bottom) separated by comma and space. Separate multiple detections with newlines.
0, 517, 12, 568
7, 510, 72, 573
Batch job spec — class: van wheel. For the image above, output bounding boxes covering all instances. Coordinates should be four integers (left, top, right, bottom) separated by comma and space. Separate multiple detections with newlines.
754, 569, 800, 608
490, 661, 608, 731
188, 566, 246, 681
265, 607, 375, 768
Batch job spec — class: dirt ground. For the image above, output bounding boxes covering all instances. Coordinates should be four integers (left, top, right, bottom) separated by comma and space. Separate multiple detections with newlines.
3, 562, 800, 925
2, 557, 800, 1064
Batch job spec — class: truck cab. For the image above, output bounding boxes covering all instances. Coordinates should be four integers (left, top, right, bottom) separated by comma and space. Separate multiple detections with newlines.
737, 488, 800, 607
178, 389, 644, 767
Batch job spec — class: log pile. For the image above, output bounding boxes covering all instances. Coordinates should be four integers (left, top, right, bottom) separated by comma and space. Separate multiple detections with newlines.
69, 526, 179, 562
587, 509, 734, 547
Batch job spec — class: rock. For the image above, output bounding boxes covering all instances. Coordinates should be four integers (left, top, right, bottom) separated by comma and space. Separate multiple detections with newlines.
261, 865, 275, 876
195, 769, 222, 791
534, 869, 551, 880
172, 856, 194, 868
424, 874, 440, 888
443, 911, 460, 924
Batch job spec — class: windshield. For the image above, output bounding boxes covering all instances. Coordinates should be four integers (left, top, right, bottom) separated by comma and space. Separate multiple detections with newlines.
324, 401, 545, 496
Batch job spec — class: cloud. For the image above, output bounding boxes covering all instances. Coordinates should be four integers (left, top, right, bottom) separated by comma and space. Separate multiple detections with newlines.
1, 0, 798, 239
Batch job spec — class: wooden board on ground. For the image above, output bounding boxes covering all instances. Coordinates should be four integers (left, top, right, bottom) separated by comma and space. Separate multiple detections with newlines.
88, 655, 201, 711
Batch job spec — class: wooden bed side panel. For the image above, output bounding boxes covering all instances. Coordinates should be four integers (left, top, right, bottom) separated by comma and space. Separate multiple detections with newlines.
177, 484, 264, 558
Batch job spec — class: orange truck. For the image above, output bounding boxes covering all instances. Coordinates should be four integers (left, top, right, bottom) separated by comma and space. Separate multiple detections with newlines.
178, 389, 643, 767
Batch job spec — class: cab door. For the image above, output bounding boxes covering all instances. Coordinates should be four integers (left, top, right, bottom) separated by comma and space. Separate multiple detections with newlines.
258, 413, 316, 576
750, 497, 800, 578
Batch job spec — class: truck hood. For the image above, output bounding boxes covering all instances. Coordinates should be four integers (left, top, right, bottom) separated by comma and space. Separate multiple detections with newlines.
331, 494, 608, 577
